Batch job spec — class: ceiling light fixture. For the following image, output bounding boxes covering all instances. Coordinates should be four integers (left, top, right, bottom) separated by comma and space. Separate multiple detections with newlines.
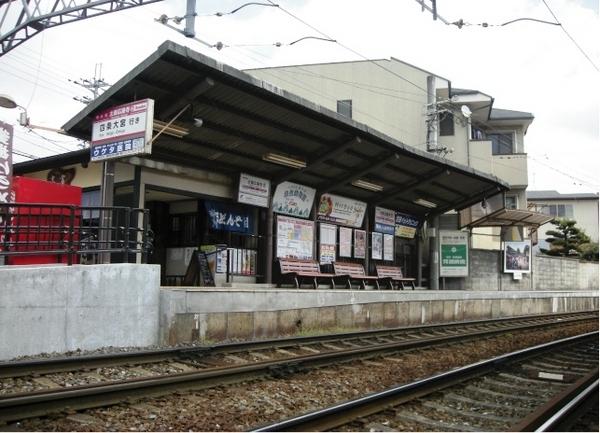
153, 119, 189, 138
414, 198, 438, 208
351, 179, 384, 192
262, 152, 307, 169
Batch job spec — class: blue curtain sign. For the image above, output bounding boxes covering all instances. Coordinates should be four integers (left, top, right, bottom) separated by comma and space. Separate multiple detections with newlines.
204, 200, 255, 234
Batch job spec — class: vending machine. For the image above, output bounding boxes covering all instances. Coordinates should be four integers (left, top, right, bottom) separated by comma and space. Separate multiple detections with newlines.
6, 176, 82, 265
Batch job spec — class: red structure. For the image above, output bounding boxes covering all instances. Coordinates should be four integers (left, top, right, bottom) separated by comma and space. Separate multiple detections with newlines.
6, 177, 82, 265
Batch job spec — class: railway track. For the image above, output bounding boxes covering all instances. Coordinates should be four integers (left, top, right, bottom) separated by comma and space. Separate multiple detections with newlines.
0, 311, 596, 424
253, 332, 599, 432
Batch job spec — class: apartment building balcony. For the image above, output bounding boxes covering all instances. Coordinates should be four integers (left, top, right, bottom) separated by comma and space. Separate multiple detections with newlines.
468, 140, 528, 188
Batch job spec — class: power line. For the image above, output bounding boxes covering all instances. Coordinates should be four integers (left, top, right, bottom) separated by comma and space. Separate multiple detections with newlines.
265, 0, 434, 98
540, 0, 599, 72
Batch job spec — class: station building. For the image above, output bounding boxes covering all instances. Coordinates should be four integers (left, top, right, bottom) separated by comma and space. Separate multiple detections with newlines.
13, 40, 519, 288
3, 41, 598, 358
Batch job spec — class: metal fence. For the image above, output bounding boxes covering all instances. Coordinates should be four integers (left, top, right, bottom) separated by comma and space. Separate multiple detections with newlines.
0, 203, 152, 265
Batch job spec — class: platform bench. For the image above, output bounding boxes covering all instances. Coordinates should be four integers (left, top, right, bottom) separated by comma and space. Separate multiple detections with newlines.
278, 259, 349, 289
376, 265, 416, 290
333, 262, 382, 290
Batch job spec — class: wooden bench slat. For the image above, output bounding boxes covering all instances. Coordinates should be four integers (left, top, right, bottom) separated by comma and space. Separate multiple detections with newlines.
376, 265, 416, 290
279, 259, 349, 289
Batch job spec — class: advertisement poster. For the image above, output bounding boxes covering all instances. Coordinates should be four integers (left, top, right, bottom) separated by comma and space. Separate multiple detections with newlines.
383, 234, 394, 261
395, 212, 420, 239
317, 193, 367, 228
374, 207, 395, 235
272, 181, 316, 218
439, 230, 469, 277
237, 173, 270, 208
339, 227, 353, 258
276, 215, 314, 260
319, 223, 337, 264
371, 232, 383, 260
354, 229, 366, 259
91, 99, 154, 162
504, 240, 531, 273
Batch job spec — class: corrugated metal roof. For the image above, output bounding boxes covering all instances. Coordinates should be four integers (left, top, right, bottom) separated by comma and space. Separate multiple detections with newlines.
528, 190, 599, 200
60, 40, 509, 217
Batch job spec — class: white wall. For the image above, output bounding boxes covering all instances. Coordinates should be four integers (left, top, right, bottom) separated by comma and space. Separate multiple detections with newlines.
0, 264, 160, 360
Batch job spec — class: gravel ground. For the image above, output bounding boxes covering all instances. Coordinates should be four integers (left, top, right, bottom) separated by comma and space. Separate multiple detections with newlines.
13, 321, 597, 432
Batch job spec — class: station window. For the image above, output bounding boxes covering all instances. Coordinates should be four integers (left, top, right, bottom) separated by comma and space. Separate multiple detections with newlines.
337, 99, 352, 118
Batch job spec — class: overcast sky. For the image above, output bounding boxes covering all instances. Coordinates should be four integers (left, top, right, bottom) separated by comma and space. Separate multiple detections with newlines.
0, 0, 598, 193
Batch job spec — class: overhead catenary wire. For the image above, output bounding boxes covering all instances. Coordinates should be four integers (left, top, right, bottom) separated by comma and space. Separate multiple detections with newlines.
540, 0, 599, 72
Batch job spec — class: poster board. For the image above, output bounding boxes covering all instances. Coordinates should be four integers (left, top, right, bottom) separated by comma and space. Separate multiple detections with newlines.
238, 173, 270, 208
374, 207, 395, 234
354, 229, 366, 259
439, 230, 469, 277
371, 232, 383, 260
383, 234, 394, 261
276, 215, 314, 260
272, 181, 316, 218
395, 212, 420, 239
317, 193, 367, 228
339, 227, 353, 258
319, 223, 337, 264
504, 240, 531, 273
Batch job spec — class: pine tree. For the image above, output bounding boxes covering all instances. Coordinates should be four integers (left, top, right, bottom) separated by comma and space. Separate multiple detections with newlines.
540, 218, 591, 257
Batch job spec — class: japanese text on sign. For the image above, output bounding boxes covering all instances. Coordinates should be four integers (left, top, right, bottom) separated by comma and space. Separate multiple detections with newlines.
0, 121, 13, 205
90, 99, 154, 162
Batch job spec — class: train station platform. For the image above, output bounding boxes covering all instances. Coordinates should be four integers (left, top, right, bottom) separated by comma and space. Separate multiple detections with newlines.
1, 263, 597, 360
160, 284, 599, 345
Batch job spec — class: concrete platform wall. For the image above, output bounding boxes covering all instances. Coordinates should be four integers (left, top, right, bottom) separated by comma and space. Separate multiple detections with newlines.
0, 264, 161, 360
160, 288, 599, 345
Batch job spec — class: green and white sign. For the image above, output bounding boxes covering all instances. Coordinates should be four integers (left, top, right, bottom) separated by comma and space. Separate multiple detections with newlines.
439, 230, 469, 277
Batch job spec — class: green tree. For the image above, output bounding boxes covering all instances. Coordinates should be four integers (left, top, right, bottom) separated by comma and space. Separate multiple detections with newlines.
540, 218, 591, 258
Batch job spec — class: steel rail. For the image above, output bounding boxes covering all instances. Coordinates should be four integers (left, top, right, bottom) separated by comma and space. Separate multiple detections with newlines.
0, 322, 597, 423
512, 373, 599, 431
251, 332, 599, 432
1, 311, 596, 378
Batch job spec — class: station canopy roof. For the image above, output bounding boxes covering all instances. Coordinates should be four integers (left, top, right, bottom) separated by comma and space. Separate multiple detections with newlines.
62, 40, 508, 218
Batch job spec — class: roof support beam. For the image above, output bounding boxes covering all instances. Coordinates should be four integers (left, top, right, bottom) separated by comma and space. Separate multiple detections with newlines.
275, 137, 361, 184
317, 151, 398, 195
196, 96, 336, 149
441, 185, 505, 216
371, 168, 449, 206
200, 120, 308, 157
160, 78, 215, 119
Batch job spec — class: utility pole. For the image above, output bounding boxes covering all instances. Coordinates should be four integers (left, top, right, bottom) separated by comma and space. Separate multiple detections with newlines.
70, 64, 111, 104
425, 75, 440, 290
71, 63, 114, 263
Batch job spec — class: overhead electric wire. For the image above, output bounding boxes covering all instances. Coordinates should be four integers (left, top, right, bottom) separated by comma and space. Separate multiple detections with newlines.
540, 0, 599, 72
265, 0, 436, 99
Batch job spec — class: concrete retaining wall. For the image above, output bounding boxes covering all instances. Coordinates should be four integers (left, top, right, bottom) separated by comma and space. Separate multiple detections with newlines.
444, 250, 599, 291
0, 264, 161, 360
160, 288, 598, 345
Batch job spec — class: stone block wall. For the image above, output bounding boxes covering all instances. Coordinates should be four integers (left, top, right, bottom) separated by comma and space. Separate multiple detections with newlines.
445, 249, 598, 291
